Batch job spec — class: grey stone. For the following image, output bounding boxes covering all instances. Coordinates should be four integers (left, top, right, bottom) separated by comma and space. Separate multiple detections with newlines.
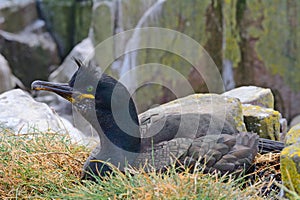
0, 27, 60, 87
222, 86, 285, 141
242, 104, 281, 141
0, 89, 97, 147
222, 86, 274, 109
139, 93, 247, 134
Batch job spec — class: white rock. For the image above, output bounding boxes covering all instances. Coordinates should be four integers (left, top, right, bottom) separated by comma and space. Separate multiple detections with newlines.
0, 89, 97, 148
222, 86, 274, 109
0, 54, 14, 93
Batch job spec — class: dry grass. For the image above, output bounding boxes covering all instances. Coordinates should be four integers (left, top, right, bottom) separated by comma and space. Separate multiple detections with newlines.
0, 126, 286, 199
0, 127, 89, 199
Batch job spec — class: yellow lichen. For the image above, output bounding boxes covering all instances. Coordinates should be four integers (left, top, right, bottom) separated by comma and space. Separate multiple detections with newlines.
281, 144, 300, 198
242, 104, 280, 140
286, 124, 300, 145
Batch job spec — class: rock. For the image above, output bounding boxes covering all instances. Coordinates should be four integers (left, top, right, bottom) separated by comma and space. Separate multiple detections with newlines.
33, 90, 99, 141
33, 90, 72, 118
37, 0, 92, 58
0, 54, 15, 93
0, 0, 37, 33
139, 93, 247, 134
0, 1, 61, 91
34, 37, 97, 145
49, 37, 95, 83
0, 28, 60, 87
281, 115, 300, 198
222, 86, 285, 140
280, 143, 300, 199
242, 104, 281, 141
222, 86, 274, 109
0, 89, 97, 147
285, 124, 300, 145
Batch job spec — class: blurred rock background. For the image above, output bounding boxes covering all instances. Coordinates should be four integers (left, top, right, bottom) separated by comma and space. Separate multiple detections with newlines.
0, 0, 300, 125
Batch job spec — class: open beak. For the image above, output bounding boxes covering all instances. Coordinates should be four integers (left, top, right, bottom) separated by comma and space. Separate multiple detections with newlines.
31, 80, 94, 103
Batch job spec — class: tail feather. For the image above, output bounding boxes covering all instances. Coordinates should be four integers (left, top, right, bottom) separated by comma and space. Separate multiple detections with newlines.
258, 138, 285, 154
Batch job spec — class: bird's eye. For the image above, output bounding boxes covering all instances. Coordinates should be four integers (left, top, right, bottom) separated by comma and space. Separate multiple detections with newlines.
86, 85, 94, 92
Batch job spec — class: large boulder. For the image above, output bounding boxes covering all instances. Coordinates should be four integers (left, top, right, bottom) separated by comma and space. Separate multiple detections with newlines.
0, 28, 60, 88
0, 89, 97, 147
139, 93, 247, 135
0, 0, 61, 88
0, 0, 37, 33
229, 1, 300, 123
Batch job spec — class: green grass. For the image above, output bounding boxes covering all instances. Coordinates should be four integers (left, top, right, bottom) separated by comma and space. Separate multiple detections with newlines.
0, 126, 293, 199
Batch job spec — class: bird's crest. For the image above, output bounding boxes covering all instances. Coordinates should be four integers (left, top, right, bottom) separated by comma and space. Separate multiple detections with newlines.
72, 57, 84, 68
69, 58, 105, 88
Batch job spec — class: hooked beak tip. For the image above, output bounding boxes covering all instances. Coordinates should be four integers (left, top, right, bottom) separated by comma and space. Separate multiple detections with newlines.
31, 80, 44, 91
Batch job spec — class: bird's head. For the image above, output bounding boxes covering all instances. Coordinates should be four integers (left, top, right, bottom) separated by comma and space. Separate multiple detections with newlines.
32, 59, 141, 158
31, 60, 99, 117
31, 59, 139, 127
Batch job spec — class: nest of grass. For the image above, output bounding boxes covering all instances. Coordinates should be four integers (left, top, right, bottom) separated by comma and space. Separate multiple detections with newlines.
251, 152, 281, 196
0, 128, 283, 199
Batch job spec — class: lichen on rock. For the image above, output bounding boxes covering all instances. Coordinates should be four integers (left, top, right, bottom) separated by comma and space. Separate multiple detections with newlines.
280, 143, 300, 198
242, 104, 280, 140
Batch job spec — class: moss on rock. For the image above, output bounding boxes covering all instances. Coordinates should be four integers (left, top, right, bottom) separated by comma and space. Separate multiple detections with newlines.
286, 124, 300, 145
242, 104, 280, 140
38, 0, 92, 58
280, 143, 300, 198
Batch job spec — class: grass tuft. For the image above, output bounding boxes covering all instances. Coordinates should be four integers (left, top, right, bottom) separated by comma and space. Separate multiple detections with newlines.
0, 129, 88, 199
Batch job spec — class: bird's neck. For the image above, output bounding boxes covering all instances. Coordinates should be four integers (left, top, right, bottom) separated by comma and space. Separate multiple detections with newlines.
97, 108, 141, 150
92, 105, 141, 170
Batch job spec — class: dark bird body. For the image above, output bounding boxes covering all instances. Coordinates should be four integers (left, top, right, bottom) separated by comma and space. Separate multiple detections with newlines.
31, 60, 284, 181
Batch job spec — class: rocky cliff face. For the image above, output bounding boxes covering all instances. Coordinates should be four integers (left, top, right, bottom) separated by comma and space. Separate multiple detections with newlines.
87, 0, 300, 121
1, 0, 300, 122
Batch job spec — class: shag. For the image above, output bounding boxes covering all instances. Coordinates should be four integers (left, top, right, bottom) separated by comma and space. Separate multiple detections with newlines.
31, 60, 284, 181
